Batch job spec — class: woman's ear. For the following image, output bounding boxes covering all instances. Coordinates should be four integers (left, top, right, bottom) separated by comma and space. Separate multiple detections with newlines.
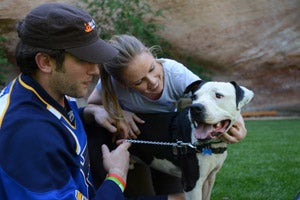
35, 52, 53, 73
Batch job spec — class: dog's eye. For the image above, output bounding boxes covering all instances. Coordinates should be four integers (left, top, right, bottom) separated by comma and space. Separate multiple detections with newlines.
215, 93, 224, 99
191, 94, 197, 100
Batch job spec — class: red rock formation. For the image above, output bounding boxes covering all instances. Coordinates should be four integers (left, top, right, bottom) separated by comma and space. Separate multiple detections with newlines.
147, 0, 300, 115
0, 0, 299, 115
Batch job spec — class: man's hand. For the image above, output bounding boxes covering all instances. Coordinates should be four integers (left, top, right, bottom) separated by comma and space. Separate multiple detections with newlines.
101, 142, 131, 182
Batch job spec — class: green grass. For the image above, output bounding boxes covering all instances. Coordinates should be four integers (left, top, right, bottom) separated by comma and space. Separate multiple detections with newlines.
211, 118, 300, 200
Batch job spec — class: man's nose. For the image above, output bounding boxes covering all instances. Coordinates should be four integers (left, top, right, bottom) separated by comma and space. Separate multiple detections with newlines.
88, 63, 99, 75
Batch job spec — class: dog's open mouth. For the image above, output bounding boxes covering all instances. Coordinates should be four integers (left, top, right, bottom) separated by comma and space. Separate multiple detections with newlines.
192, 119, 231, 140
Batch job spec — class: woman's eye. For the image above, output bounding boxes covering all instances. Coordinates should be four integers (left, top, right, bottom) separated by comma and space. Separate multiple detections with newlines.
149, 64, 155, 72
216, 93, 224, 99
134, 81, 142, 86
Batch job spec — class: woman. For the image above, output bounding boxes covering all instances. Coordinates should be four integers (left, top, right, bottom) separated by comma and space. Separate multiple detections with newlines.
86, 34, 247, 197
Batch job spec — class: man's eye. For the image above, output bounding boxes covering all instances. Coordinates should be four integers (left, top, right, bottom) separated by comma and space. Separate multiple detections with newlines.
216, 93, 224, 99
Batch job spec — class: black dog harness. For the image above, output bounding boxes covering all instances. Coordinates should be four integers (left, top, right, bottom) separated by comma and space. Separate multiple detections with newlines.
125, 108, 227, 192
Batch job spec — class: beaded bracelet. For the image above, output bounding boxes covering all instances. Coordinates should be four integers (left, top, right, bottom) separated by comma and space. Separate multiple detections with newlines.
105, 173, 126, 192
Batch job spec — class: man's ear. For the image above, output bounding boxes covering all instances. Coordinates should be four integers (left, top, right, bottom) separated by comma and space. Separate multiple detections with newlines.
35, 52, 53, 73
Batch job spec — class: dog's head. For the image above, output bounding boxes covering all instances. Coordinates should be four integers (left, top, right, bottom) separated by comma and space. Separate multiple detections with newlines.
184, 80, 254, 141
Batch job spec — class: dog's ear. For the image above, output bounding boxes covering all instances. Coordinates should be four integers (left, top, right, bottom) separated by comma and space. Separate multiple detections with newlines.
184, 80, 204, 94
230, 81, 254, 110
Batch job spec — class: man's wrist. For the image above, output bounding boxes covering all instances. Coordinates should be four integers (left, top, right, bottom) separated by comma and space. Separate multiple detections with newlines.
108, 168, 127, 181
105, 173, 126, 192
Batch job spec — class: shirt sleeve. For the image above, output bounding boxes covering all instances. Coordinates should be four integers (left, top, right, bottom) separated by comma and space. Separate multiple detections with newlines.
94, 180, 168, 200
94, 180, 125, 200
163, 58, 201, 99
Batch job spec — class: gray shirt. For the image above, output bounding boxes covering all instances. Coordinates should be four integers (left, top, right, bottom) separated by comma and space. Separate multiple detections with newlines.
96, 58, 200, 113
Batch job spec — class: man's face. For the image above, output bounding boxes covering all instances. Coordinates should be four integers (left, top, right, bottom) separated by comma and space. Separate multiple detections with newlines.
50, 53, 99, 99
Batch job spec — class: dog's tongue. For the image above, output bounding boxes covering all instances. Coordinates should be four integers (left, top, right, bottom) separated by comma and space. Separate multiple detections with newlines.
193, 123, 214, 139
193, 121, 230, 140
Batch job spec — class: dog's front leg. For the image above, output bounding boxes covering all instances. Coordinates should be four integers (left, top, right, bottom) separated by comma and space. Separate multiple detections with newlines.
184, 185, 202, 200
185, 178, 204, 200
200, 152, 228, 200
202, 170, 218, 200
183, 163, 205, 200
184, 153, 224, 200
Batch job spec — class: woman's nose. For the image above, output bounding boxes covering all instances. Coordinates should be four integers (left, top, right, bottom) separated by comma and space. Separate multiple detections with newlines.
147, 75, 156, 89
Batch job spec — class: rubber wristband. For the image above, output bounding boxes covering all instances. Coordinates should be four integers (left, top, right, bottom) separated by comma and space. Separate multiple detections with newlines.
106, 176, 125, 192
107, 173, 126, 187
106, 173, 126, 192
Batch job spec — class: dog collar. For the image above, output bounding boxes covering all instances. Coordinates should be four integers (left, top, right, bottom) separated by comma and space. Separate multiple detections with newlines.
194, 143, 227, 155
173, 141, 227, 156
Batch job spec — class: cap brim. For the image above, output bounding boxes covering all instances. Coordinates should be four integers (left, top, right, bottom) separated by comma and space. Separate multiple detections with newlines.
66, 38, 118, 64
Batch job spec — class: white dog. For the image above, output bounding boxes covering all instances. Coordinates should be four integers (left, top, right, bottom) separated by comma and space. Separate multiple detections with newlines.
89, 80, 254, 200
182, 80, 254, 199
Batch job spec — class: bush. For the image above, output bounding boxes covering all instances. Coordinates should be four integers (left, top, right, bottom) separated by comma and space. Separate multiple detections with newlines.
0, 35, 9, 86
79, 0, 208, 79
80, 0, 171, 57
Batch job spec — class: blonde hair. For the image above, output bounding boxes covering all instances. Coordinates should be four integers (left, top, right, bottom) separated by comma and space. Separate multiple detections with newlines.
100, 34, 159, 131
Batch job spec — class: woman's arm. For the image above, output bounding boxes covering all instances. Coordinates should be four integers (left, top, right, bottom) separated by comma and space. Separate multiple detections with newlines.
219, 113, 247, 143
88, 86, 103, 105
86, 86, 144, 138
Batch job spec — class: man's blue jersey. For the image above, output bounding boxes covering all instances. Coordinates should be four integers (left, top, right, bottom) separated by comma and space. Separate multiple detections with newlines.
0, 74, 124, 200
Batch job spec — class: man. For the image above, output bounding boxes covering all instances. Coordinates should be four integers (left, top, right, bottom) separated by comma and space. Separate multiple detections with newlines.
0, 2, 132, 200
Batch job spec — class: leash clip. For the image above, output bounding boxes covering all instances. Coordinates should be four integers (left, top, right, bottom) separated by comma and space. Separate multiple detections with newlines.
172, 141, 195, 156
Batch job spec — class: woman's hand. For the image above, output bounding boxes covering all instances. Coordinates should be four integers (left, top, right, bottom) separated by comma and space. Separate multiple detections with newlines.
219, 114, 247, 144
83, 104, 144, 139
122, 110, 145, 139
84, 104, 119, 132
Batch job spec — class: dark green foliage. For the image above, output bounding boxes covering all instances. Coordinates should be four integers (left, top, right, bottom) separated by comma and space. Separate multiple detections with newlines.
0, 35, 9, 86
79, 0, 207, 78
80, 0, 169, 53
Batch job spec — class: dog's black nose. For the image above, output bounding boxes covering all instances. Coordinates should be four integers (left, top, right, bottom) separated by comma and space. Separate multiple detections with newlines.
190, 103, 206, 122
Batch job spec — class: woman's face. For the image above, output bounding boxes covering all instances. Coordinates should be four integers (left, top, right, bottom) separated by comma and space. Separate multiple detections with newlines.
121, 52, 164, 100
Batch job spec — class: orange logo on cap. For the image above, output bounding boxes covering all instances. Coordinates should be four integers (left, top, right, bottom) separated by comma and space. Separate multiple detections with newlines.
84, 23, 93, 32
84, 19, 96, 33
